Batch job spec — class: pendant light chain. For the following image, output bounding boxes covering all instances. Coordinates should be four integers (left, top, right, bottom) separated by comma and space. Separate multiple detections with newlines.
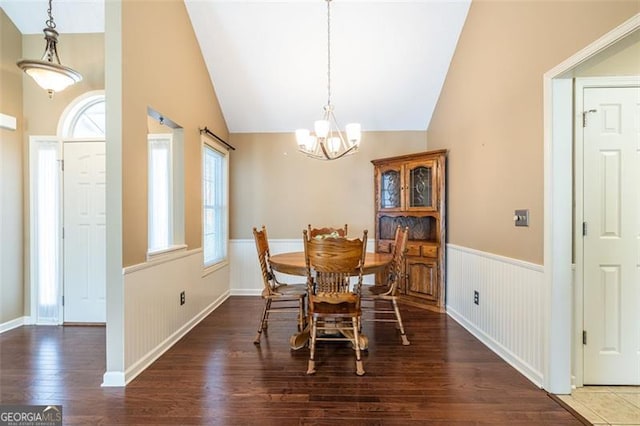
294, 0, 361, 160
46, 0, 56, 29
326, 0, 331, 108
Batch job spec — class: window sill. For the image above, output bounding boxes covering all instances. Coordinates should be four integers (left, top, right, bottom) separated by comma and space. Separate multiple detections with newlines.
202, 259, 229, 278
147, 244, 188, 262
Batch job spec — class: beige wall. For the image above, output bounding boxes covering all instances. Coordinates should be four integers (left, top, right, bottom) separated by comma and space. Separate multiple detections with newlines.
229, 131, 427, 239
427, 0, 639, 264
0, 9, 24, 323
121, 0, 227, 267
22, 33, 104, 135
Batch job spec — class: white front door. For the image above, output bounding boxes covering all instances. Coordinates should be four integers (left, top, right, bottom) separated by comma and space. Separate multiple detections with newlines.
63, 141, 106, 323
583, 85, 640, 385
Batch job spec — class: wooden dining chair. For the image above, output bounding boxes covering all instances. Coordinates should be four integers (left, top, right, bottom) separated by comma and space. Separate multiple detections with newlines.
303, 229, 368, 376
252, 226, 307, 345
362, 225, 411, 345
307, 224, 348, 239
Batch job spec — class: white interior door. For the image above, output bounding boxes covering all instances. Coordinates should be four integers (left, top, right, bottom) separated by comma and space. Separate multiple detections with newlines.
63, 141, 106, 323
583, 85, 640, 385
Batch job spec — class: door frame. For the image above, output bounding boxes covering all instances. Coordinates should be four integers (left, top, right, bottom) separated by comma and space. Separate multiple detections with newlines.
543, 14, 640, 394
572, 77, 640, 387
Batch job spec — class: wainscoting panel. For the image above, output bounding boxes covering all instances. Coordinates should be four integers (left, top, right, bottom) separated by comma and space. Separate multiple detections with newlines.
122, 249, 230, 384
230, 239, 375, 296
446, 244, 544, 387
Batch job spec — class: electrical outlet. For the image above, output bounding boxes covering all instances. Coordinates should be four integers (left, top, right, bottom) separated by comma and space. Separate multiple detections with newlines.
180, 291, 185, 305
473, 290, 479, 305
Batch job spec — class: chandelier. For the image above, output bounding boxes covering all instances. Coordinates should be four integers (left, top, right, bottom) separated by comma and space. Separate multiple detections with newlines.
17, 0, 82, 98
296, 0, 361, 161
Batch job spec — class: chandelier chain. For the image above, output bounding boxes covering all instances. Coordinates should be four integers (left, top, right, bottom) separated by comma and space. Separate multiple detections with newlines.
326, 0, 331, 107
46, 0, 56, 29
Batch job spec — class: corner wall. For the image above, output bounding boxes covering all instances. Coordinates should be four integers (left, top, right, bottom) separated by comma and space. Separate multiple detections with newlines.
104, 0, 231, 385
0, 9, 24, 328
428, 0, 638, 265
427, 0, 639, 388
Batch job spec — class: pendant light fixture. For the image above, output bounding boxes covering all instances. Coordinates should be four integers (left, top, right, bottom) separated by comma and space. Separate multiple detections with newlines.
17, 0, 82, 98
296, 0, 361, 161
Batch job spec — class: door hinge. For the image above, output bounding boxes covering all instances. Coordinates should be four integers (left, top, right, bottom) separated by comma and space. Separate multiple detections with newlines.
582, 222, 587, 236
582, 330, 587, 345
62, 227, 65, 239
62, 295, 64, 306
582, 109, 597, 128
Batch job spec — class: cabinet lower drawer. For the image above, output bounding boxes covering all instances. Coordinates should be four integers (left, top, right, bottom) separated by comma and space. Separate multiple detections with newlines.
405, 244, 438, 258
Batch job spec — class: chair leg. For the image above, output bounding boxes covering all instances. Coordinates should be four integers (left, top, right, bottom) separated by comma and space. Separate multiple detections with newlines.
297, 298, 305, 332
392, 298, 410, 346
263, 299, 272, 330
352, 316, 365, 376
307, 317, 317, 375
253, 299, 270, 345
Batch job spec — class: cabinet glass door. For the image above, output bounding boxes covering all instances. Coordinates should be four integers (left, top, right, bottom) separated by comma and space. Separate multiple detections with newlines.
380, 168, 402, 210
406, 160, 436, 211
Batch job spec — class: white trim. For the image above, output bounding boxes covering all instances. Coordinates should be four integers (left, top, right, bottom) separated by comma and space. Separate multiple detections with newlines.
0, 113, 17, 130
0, 316, 27, 334
146, 243, 188, 262
121, 290, 230, 386
124, 247, 202, 275
231, 288, 263, 296
233, 238, 301, 245
101, 371, 126, 387
446, 243, 543, 272
202, 259, 230, 278
542, 13, 640, 394
447, 307, 543, 388
572, 76, 640, 388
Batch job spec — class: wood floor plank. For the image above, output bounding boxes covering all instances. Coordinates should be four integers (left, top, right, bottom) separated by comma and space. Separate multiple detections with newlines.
0, 296, 581, 424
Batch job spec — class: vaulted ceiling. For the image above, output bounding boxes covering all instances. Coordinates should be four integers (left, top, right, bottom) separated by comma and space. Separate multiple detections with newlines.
1, 0, 470, 133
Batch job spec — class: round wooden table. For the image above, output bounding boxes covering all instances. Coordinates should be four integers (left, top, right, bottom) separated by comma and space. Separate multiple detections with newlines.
270, 251, 392, 276
269, 251, 392, 350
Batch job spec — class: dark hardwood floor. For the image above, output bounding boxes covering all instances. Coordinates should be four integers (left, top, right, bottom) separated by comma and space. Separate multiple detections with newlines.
0, 296, 581, 425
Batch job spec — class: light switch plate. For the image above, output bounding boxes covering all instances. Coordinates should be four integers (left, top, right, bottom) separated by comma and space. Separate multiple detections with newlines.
514, 209, 529, 227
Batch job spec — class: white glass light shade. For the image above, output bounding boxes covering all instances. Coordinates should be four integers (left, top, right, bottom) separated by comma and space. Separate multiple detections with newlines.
306, 135, 318, 151
327, 137, 341, 154
296, 129, 310, 147
345, 123, 361, 145
22, 62, 80, 93
314, 120, 330, 139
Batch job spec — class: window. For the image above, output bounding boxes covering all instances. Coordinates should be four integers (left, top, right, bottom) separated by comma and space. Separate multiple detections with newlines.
60, 91, 105, 139
29, 138, 62, 324
203, 140, 228, 267
146, 109, 185, 260
148, 134, 173, 252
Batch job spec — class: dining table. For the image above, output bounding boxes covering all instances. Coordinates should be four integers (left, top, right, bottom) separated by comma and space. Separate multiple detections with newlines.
269, 251, 393, 350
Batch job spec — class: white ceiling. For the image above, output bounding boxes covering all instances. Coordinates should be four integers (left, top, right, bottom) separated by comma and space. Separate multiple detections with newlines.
1, 0, 470, 133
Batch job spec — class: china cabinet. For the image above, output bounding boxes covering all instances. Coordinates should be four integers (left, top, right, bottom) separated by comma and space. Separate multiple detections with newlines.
372, 150, 446, 312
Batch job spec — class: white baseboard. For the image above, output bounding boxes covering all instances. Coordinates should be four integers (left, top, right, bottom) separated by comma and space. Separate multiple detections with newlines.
122, 290, 230, 386
230, 289, 262, 296
447, 306, 543, 387
101, 371, 126, 387
0, 316, 27, 334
